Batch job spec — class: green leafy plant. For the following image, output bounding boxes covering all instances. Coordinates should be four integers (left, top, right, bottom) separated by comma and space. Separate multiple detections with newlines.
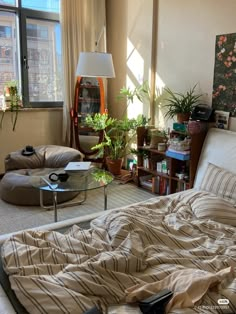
116, 81, 151, 118
149, 128, 168, 139
136, 113, 151, 126
85, 113, 144, 160
85, 82, 151, 162
0, 80, 23, 131
117, 82, 148, 103
91, 168, 114, 184
163, 84, 202, 120
130, 148, 149, 159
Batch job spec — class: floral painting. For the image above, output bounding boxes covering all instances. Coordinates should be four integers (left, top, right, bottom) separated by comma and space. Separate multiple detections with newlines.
212, 32, 236, 115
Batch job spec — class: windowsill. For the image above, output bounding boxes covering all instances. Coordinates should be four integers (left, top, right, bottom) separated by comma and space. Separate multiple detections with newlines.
0, 107, 62, 112
20, 107, 63, 111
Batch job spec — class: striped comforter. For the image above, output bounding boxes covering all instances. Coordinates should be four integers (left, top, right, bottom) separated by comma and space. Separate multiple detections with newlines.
1, 190, 236, 314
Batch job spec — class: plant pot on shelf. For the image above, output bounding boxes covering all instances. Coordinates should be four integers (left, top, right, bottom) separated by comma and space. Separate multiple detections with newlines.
149, 129, 168, 149
176, 113, 191, 124
106, 157, 123, 175
150, 135, 165, 149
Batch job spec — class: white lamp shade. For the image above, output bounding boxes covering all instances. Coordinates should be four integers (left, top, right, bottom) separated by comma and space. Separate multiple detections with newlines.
76, 52, 115, 78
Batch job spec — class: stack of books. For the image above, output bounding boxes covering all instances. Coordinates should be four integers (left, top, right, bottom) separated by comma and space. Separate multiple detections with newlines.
139, 175, 153, 190
165, 148, 190, 161
152, 176, 169, 195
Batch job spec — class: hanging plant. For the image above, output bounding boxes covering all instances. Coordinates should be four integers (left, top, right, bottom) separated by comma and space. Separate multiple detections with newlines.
0, 80, 23, 131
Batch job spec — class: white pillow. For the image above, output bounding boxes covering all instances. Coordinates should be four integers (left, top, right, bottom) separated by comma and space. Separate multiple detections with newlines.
192, 195, 236, 226
200, 162, 236, 203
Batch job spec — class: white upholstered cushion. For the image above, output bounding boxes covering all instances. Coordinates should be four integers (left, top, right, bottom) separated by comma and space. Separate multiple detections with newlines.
200, 162, 236, 203
194, 128, 236, 189
192, 194, 236, 226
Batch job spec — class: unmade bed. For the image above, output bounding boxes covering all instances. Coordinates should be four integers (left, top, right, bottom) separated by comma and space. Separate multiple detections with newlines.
1, 127, 236, 314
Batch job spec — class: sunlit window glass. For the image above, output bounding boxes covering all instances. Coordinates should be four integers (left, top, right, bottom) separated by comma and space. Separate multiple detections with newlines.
22, 0, 60, 13
26, 19, 62, 102
0, 11, 19, 95
0, 0, 16, 7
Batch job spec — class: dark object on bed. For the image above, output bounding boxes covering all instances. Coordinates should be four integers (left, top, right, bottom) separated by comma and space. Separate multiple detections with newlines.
0, 256, 28, 313
83, 306, 103, 313
139, 289, 173, 314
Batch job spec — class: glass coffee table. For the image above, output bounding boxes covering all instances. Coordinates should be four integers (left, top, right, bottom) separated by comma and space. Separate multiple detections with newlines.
30, 167, 114, 222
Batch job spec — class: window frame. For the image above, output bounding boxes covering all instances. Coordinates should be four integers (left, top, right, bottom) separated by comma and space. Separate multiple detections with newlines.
0, 2, 63, 108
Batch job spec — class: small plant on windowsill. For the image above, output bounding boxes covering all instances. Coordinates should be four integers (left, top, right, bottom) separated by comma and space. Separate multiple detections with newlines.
0, 80, 23, 131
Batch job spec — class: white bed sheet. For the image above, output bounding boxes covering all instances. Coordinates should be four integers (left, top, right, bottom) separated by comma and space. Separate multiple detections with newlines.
1, 190, 236, 314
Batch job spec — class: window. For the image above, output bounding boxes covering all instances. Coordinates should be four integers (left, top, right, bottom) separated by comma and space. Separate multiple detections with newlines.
0, 25, 12, 38
0, 0, 62, 107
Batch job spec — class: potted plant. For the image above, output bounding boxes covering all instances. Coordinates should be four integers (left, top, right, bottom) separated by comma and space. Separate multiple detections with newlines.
135, 114, 151, 146
163, 84, 202, 123
149, 128, 168, 149
117, 81, 151, 147
85, 112, 143, 175
0, 80, 23, 131
85, 82, 153, 175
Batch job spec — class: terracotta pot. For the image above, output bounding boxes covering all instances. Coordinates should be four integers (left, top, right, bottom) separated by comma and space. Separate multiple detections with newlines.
177, 113, 191, 124
106, 157, 123, 175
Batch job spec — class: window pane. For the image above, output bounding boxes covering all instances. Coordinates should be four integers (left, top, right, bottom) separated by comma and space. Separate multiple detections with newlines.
0, 11, 19, 95
26, 18, 62, 102
22, 0, 60, 13
0, 0, 16, 7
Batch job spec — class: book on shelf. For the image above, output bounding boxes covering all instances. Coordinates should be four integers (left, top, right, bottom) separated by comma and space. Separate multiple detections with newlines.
167, 148, 190, 155
143, 158, 149, 168
165, 150, 190, 161
159, 177, 168, 195
152, 176, 160, 193
139, 174, 153, 190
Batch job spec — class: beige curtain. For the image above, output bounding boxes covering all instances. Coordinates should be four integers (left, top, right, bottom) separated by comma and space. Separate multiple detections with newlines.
60, 0, 106, 145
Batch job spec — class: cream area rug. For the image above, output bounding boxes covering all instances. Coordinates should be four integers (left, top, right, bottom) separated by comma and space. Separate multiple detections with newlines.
0, 181, 153, 235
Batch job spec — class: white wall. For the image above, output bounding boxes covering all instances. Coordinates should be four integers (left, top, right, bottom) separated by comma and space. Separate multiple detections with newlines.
0, 109, 63, 173
106, 0, 153, 119
107, 0, 236, 129
157, 0, 236, 130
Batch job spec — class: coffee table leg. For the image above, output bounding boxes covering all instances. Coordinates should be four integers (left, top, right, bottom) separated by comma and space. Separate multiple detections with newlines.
104, 186, 107, 210
53, 191, 58, 222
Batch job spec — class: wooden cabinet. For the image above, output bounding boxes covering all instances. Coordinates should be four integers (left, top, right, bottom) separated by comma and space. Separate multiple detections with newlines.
137, 130, 206, 195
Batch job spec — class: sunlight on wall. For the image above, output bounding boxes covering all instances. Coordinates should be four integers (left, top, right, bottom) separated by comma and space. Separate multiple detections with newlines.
126, 37, 169, 130
126, 38, 144, 118
125, 38, 172, 135
127, 39, 144, 84
155, 73, 166, 128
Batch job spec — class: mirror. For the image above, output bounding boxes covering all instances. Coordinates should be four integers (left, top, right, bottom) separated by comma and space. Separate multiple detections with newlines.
70, 76, 105, 159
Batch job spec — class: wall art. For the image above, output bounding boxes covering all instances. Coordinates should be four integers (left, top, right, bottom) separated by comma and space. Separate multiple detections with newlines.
212, 32, 236, 116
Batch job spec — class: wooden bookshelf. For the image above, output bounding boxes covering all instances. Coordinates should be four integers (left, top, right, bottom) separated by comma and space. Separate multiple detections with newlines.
137, 130, 206, 195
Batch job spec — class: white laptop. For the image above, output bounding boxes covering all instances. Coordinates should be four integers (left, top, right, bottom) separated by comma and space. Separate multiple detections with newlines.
64, 161, 91, 172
